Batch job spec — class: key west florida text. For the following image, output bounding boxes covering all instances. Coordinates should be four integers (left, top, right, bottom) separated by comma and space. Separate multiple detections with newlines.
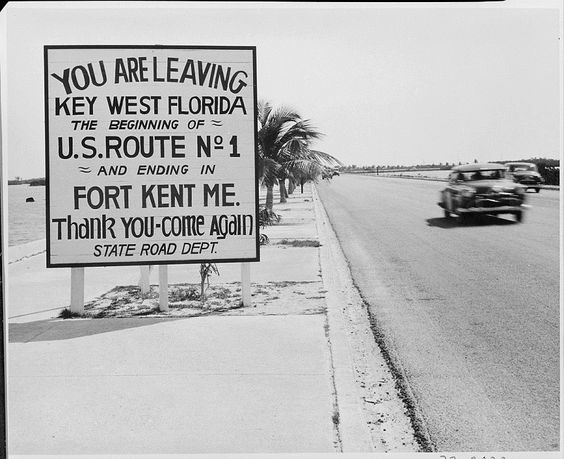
45, 46, 259, 268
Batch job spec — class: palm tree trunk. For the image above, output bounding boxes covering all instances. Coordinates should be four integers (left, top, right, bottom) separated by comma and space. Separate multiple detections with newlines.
279, 179, 287, 203
288, 179, 296, 195
266, 185, 274, 211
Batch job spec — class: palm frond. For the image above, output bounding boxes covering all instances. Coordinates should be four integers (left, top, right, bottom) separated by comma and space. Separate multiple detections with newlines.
260, 157, 283, 187
257, 101, 341, 190
307, 150, 343, 167
257, 100, 273, 127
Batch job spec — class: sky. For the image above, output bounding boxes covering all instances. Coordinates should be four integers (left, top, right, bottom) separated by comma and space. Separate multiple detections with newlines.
1, 1, 562, 179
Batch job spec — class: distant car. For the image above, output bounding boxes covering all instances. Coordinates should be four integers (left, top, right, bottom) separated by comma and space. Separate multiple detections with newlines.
504, 162, 544, 192
438, 163, 527, 222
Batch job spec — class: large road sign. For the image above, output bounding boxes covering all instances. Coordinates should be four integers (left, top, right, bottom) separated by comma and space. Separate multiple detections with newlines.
45, 45, 259, 267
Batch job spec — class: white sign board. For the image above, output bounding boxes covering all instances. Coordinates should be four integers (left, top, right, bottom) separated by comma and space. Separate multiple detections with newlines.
45, 46, 259, 267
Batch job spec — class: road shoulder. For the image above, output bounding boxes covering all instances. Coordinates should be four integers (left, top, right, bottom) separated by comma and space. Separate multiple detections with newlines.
313, 184, 422, 452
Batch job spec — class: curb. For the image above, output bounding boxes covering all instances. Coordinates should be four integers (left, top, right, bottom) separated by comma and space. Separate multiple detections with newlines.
312, 183, 430, 453
312, 185, 375, 453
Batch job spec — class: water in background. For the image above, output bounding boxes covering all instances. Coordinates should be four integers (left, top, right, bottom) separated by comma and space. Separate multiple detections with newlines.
8, 184, 46, 246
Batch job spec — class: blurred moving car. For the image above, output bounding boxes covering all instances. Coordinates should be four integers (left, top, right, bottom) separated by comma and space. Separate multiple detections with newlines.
504, 162, 544, 192
438, 163, 527, 222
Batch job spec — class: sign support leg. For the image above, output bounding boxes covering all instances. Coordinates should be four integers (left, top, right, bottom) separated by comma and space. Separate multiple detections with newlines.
70, 267, 85, 315
159, 265, 169, 311
241, 262, 251, 307
139, 265, 151, 295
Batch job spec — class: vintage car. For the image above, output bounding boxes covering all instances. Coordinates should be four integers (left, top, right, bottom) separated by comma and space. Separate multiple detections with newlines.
504, 162, 544, 192
438, 163, 527, 222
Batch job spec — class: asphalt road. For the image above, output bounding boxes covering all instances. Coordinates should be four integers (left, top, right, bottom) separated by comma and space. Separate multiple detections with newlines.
317, 174, 560, 452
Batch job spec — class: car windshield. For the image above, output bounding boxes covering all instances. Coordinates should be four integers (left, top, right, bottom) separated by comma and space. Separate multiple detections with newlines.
456, 170, 504, 181
511, 164, 537, 172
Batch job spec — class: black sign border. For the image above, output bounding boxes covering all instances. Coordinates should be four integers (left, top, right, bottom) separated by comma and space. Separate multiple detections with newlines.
44, 45, 260, 268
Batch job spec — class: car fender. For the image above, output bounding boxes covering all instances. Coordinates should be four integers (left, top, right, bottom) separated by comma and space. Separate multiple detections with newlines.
444, 189, 455, 212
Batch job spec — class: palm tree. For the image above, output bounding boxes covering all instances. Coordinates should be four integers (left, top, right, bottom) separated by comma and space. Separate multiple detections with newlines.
257, 100, 341, 210
280, 149, 342, 196
257, 101, 303, 209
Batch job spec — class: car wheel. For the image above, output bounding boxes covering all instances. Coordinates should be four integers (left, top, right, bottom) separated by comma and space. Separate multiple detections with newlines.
443, 209, 451, 218
514, 211, 523, 223
535, 188, 540, 193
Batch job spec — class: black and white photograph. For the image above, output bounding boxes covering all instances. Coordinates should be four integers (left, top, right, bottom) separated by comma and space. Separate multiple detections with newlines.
1, 1, 561, 458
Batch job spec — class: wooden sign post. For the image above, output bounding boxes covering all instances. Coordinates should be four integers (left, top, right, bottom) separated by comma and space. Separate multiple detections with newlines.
159, 265, 169, 312
70, 267, 85, 314
241, 262, 251, 307
139, 266, 151, 295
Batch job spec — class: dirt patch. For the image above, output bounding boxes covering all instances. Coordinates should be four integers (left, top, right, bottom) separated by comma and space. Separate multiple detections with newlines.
60, 281, 327, 319
276, 239, 321, 248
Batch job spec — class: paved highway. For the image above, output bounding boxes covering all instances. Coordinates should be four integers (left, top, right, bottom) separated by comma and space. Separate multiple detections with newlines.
317, 174, 560, 452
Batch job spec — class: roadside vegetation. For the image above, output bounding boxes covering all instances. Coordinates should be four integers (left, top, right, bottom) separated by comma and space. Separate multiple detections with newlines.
59, 99, 341, 316
342, 157, 559, 186
257, 100, 342, 212
255, 99, 342, 247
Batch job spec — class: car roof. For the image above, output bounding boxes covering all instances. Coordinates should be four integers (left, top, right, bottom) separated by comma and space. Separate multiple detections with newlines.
451, 163, 506, 172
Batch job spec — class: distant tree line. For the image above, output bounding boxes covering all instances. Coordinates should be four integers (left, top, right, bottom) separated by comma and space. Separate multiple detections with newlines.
494, 158, 560, 186
7, 177, 46, 186
341, 163, 454, 173
342, 157, 560, 185
536, 163, 559, 186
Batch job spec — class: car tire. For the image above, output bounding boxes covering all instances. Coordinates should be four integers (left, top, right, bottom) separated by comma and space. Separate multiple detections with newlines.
443, 209, 451, 218
514, 211, 523, 223
535, 188, 540, 193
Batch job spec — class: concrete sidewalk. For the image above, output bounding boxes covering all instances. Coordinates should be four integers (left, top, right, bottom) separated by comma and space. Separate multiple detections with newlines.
6, 184, 374, 456
9, 315, 335, 455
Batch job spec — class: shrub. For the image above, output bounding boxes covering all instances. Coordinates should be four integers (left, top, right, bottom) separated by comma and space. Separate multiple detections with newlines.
258, 206, 281, 228
537, 164, 560, 186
